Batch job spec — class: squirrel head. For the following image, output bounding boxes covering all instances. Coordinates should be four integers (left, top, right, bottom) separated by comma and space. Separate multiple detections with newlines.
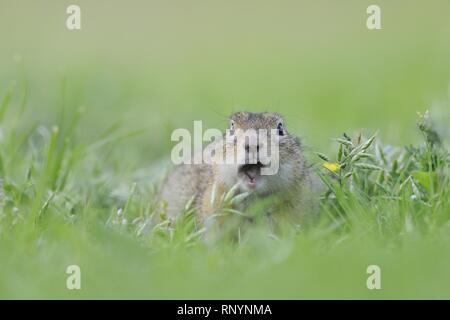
216, 112, 304, 195
229, 112, 285, 134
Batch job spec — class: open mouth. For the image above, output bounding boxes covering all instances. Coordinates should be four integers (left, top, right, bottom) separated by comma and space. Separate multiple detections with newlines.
238, 162, 264, 188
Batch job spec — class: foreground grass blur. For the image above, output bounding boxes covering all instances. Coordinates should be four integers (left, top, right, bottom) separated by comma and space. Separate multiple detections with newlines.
0, 76, 449, 298
1, 0, 450, 299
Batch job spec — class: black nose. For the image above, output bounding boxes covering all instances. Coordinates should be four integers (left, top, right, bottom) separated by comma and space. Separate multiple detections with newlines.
238, 163, 263, 179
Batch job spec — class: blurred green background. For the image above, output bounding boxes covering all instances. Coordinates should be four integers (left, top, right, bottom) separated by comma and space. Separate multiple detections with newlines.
2, 0, 450, 159
0, 0, 450, 299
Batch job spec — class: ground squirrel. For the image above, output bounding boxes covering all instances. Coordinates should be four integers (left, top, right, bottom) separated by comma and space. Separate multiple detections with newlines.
160, 112, 321, 226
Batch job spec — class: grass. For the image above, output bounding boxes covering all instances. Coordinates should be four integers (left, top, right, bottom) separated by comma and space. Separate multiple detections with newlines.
0, 73, 449, 299
1, 0, 450, 299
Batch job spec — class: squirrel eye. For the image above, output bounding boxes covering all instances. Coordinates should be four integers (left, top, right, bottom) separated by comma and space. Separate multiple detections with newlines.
277, 122, 284, 136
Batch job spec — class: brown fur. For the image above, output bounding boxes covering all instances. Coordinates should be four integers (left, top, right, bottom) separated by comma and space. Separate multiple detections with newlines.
159, 112, 321, 225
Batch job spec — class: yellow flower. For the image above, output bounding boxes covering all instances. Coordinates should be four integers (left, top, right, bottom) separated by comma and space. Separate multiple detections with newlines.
323, 162, 340, 172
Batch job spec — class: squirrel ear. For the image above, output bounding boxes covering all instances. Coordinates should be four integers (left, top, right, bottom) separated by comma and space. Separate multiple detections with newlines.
277, 122, 285, 136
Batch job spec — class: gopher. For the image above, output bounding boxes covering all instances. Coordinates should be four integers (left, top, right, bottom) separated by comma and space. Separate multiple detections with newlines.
160, 112, 321, 226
